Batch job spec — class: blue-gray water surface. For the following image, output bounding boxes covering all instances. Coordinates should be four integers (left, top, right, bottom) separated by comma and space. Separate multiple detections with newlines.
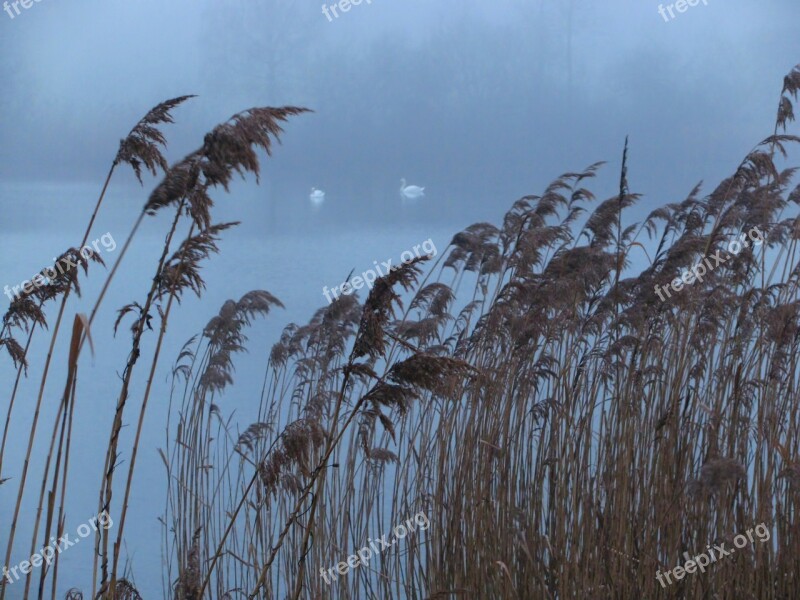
0, 181, 459, 598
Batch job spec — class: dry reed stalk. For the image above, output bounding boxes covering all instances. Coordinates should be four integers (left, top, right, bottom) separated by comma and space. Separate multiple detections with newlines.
96, 199, 188, 597
95, 105, 309, 598
0, 95, 192, 600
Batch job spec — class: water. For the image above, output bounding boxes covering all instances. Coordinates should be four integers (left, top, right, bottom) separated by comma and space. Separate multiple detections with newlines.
0, 181, 458, 598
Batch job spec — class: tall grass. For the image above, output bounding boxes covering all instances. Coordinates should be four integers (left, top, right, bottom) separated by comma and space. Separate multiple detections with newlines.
2, 62, 800, 599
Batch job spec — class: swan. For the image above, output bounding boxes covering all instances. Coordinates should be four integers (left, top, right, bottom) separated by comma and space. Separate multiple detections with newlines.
400, 178, 425, 200
309, 187, 325, 206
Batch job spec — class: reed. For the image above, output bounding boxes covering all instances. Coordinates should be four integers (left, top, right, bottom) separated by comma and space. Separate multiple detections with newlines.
160, 62, 800, 599
3, 62, 800, 600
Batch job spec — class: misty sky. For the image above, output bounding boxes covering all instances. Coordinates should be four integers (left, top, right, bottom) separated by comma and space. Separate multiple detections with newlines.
2, 0, 800, 230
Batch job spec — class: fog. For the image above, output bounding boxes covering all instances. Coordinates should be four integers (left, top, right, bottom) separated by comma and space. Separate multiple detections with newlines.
1, 0, 800, 597
2, 0, 799, 230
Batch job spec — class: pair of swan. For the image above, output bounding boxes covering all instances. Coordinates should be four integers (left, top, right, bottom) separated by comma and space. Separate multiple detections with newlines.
309, 179, 425, 205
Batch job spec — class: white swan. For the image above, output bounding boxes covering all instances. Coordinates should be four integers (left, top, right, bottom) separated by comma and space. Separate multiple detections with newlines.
400, 178, 425, 200
309, 187, 325, 206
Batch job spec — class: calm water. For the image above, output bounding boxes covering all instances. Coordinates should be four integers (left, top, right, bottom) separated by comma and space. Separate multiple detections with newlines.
0, 181, 458, 598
